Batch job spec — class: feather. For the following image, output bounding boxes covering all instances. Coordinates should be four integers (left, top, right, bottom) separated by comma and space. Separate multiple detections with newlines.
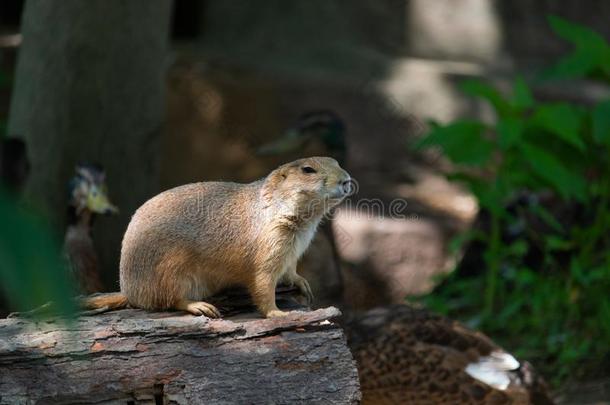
465, 351, 520, 390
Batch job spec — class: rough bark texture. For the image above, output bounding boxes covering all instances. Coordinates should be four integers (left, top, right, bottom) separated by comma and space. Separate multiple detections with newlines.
0, 301, 360, 404
7, 0, 172, 288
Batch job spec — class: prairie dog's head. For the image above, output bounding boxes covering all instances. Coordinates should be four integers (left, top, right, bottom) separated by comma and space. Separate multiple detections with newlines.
264, 156, 353, 218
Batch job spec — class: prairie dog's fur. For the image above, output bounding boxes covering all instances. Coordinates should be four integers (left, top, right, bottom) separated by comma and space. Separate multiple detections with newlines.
88, 157, 351, 318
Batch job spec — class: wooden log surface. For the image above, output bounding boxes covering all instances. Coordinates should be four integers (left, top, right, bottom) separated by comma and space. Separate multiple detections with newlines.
0, 291, 361, 404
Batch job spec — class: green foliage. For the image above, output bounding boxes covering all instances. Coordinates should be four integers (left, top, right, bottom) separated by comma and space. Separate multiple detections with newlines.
592, 100, 610, 145
544, 16, 610, 81
0, 190, 77, 317
0, 51, 76, 318
414, 16, 610, 384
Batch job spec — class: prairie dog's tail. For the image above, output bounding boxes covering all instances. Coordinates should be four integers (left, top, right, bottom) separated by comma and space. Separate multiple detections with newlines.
81, 292, 128, 311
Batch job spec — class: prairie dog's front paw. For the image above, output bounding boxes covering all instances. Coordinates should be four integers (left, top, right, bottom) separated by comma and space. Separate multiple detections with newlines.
266, 309, 290, 318
295, 276, 314, 305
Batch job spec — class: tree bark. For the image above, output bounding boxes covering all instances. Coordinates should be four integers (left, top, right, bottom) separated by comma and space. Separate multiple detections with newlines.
0, 302, 360, 404
7, 0, 172, 287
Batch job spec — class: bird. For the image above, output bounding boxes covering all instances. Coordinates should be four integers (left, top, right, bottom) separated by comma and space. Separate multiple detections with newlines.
342, 305, 553, 404
64, 163, 118, 294
257, 110, 347, 166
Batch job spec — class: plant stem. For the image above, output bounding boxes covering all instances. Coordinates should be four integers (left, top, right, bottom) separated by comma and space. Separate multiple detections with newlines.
485, 212, 501, 317
579, 178, 608, 265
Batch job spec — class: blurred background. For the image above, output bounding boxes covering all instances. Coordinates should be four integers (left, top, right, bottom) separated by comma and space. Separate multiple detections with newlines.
1, 1, 609, 403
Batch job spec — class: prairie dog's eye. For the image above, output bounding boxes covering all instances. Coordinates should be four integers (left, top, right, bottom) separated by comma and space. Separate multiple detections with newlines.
302, 166, 317, 174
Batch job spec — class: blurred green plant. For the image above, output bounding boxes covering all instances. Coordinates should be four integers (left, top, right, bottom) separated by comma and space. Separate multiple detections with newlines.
0, 52, 76, 318
414, 15, 610, 384
0, 189, 77, 317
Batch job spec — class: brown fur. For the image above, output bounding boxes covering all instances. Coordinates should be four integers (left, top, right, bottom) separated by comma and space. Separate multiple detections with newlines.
64, 213, 105, 294
82, 293, 128, 310
88, 157, 350, 318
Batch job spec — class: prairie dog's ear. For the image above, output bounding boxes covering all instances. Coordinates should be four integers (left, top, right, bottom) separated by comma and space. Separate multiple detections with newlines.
268, 166, 287, 183
262, 166, 286, 201
262, 167, 292, 206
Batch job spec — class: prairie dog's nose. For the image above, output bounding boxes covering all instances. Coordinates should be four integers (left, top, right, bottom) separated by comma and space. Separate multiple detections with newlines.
341, 177, 355, 196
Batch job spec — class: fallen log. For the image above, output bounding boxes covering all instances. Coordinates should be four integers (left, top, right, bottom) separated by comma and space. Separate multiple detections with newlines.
0, 291, 360, 404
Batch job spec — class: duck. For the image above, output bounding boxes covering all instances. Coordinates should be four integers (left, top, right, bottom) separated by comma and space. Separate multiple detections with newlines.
257, 110, 347, 166
258, 110, 347, 307
64, 163, 118, 294
343, 305, 553, 404
259, 111, 553, 404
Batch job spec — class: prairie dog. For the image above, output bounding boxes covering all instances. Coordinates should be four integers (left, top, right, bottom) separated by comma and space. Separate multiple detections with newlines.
87, 157, 352, 318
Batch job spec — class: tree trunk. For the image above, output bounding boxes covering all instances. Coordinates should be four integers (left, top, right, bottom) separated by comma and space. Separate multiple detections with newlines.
0, 303, 360, 404
7, 0, 172, 287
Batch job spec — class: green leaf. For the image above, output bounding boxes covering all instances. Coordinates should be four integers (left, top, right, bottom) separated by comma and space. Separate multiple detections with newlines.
460, 80, 512, 117
544, 50, 601, 80
529, 203, 565, 234
529, 103, 585, 150
416, 121, 493, 166
545, 15, 610, 79
0, 191, 76, 317
448, 229, 484, 254
497, 298, 525, 322
546, 235, 573, 251
473, 181, 506, 214
570, 258, 587, 285
497, 117, 523, 149
592, 99, 610, 146
520, 144, 587, 200
548, 15, 608, 51
512, 77, 534, 110
508, 239, 528, 258
515, 267, 536, 286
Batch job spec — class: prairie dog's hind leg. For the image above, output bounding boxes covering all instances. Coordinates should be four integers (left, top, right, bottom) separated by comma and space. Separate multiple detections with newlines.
175, 299, 221, 318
